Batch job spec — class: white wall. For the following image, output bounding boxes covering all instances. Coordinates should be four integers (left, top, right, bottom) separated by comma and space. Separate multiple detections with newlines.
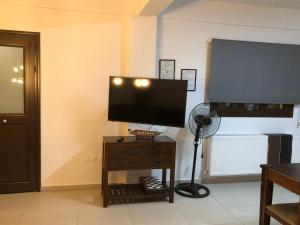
0, 2, 132, 187
158, 0, 300, 180
2, 0, 300, 187
129, 16, 158, 77
41, 23, 124, 186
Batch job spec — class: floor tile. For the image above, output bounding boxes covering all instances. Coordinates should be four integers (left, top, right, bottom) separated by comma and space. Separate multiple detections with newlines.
0, 181, 298, 225
78, 206, 134, 225
176, 195, 239, 225
129, 203, 188, 225
0, 192, 32, 212
19, 208, 77, 225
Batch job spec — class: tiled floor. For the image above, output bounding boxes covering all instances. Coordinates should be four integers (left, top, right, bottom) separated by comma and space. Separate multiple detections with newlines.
0, 182, 298, 225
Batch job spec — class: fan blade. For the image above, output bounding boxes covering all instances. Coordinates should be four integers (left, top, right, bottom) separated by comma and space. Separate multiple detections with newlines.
194, 114, 205, 125
189, 103, 221, 138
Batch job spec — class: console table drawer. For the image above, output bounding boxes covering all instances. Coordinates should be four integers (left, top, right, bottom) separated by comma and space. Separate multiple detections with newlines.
108, 159, 141, 170
142, 158, 171, 169
108, 144, 155, 158
146, 145, 172, 157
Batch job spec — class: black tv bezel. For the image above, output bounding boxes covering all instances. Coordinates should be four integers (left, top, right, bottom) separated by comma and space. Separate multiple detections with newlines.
108, 76, 187, 128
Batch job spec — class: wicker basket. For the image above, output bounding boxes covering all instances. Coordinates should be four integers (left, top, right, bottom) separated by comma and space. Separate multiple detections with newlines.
128, 129, 162, 140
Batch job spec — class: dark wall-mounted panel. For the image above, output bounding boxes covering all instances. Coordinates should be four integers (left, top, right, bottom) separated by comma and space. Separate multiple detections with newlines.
208, 39, 300, 104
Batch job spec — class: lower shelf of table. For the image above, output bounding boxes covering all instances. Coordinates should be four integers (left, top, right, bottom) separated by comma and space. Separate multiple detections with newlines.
266, 203, 299, 225
104, 183, 170, 205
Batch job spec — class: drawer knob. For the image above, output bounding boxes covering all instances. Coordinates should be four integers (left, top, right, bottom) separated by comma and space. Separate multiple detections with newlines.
3, 119, 7, 123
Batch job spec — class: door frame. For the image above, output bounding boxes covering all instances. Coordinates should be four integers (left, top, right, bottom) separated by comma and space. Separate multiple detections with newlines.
0, 29, 41, 192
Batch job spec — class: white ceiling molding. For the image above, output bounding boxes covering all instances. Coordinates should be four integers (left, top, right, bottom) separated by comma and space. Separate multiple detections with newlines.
211, 0, 300, 10
138, 0, 175, 15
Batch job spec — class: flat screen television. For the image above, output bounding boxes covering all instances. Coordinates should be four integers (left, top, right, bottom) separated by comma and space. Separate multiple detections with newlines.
108, 76, 187, 128
208, 39, 300, 104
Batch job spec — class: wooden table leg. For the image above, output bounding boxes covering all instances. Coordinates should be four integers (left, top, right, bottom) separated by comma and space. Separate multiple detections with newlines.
259, 165, 273, 225
102, 169, 108, 208
298, 200, 300, 222
162, 169, 167, 187
101, 166, 104, 196
101, 167, 103, 196
169, 166, 175, 203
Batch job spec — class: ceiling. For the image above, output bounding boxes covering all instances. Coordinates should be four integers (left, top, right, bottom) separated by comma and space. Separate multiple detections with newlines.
2, 0, 300, 16
211, 0, 300, 10
0, 0, 141, 15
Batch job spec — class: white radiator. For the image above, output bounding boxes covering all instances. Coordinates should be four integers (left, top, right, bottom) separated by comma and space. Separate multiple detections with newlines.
292, 135, 300, 163
207, 135, 268, 176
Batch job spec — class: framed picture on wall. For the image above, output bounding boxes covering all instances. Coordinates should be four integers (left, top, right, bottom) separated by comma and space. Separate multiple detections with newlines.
159, 59, 175, 79
181, 69, 197, 91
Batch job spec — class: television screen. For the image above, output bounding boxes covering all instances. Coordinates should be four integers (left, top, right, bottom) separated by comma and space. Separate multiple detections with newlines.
208, 39, 300, 104
108, 76, 187, 127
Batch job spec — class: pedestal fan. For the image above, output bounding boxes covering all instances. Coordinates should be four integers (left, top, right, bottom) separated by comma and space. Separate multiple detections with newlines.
175, 103, 221, 198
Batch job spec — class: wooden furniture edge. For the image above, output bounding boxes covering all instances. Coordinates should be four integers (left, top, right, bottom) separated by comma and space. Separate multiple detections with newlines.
268, 168, 300, 196
266, 203, 299, 225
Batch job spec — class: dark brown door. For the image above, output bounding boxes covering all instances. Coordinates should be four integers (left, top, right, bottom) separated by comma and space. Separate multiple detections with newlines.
0, 30, 40, 193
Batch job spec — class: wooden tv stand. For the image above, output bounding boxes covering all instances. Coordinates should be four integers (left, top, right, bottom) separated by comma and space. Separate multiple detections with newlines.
102, 136, 176, 207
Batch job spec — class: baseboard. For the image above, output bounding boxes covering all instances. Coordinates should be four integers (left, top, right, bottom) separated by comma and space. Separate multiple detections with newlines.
201, 175, 261, 184
41, 184, 100, 192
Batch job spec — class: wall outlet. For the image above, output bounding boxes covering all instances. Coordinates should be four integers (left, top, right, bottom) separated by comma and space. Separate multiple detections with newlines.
91, 155, 98, 162
203, 170, 208, 174
84, 156, 91, 163
85, 154, 98, 163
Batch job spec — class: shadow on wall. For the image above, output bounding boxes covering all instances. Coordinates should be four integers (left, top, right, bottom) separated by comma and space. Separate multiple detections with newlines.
37, 186, 102, 207
42, 91, 124, 187
43, 143, 127, 187
163, 127, 201, 181
173, 128, 192, 180
161, 0, 205, 15
43, 145, 100, 186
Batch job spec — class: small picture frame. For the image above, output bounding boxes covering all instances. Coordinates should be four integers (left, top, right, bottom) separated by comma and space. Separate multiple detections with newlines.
181, 69, 197, 91
159, 59, 175, 80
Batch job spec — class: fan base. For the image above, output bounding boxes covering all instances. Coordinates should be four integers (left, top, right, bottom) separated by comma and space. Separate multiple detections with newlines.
175, 183, 210, 198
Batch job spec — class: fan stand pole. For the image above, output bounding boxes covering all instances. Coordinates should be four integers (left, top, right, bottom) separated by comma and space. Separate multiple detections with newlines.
174, 127, 210, 198
190, 141, 198, 185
